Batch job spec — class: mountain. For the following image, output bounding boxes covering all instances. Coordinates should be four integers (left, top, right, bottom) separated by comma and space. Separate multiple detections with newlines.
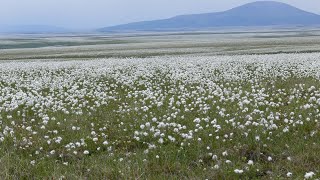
0, 25, 69, 34
99, 1, 320, 32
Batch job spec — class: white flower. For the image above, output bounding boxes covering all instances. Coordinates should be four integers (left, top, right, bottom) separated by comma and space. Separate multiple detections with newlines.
83, 150, 90, 155
247, 160, 254, 165
222, 151, 228, 156
234, 169, 244, 174
193, 118, 201, 123
304, 172, 315, 179
212, 155, 218, 160
286, 172, 292, 177
30, 160, 36, 166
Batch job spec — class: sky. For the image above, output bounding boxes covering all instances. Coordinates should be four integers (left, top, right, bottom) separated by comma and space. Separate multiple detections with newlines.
1, 0, 320, 30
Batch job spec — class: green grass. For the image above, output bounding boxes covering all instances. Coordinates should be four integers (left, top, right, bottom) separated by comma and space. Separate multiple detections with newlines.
0, 76, 319, 179
1, 32, 320, 179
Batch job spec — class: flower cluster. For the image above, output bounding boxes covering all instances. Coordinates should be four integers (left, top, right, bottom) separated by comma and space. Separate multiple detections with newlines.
0, 53, 319, 178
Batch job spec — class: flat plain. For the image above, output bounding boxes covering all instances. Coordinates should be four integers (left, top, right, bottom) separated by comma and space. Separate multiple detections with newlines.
2, 29, 320, 60
0, 30, 319, 179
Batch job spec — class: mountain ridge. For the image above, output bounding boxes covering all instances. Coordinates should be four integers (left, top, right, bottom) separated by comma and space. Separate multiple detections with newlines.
99, 1, 320, 32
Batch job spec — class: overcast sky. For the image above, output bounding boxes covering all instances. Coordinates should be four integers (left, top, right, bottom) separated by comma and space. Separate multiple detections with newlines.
1, 0, 320, 30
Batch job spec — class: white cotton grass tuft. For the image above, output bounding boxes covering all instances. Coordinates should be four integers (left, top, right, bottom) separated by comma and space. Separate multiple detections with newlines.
0, 53, 319, 177
304, 172, 315, 179
83, 150, 90, 155
234, 169, 244, 174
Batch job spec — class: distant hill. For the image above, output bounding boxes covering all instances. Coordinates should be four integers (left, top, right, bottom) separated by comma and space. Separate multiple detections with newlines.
99, 1, 320, 32
0, 25, 68, 34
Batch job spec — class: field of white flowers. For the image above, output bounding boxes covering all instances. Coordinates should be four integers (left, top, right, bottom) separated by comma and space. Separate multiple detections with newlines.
0, 53, 319, 179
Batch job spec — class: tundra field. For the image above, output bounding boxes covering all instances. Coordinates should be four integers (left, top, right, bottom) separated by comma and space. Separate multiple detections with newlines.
0, 31, 320, 179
